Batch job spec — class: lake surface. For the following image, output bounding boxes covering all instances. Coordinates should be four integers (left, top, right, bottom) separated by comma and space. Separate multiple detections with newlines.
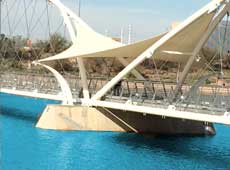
1, 92, 230, 170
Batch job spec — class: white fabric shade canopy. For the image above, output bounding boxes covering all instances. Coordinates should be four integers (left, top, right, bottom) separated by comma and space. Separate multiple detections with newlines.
38, 31, 165, 61
154, 12, 215, 63
38, 5, 216, 64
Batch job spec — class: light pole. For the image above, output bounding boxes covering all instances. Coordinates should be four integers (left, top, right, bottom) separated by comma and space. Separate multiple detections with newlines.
78, 0, 81, 17
0, 0, 2, 34
128, 24, 132, 44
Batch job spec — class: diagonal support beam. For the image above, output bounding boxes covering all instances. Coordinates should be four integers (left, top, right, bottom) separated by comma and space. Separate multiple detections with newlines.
173, 3, 230, 99
91, 100, 230, 125
91, 0, 225, 100
117, 57, 145, 80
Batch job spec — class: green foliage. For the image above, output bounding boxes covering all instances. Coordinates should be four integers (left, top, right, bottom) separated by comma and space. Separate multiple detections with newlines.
205, 79, 211, 85
0, 33, 71, 71
49, 33, 71, 53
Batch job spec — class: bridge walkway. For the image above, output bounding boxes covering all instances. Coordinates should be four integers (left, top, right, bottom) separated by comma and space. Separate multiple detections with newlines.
0, 72, 230, 124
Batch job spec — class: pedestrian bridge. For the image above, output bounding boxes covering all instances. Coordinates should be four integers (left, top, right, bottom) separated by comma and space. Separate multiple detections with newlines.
0, 0, 230, 127
1, 71, 230, 125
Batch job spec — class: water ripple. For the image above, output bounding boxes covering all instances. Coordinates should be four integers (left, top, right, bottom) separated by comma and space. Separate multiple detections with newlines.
1, 93, 230, 170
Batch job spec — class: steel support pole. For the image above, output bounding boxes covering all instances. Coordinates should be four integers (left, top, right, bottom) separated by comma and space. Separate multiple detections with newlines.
92, 0, 224, 100
173, 3, 230, 99
0, 0, 2, 34
117, 57, 145, 80
76, 0, 90, 99
78, 0, 81, 18
50, 0, 90, 100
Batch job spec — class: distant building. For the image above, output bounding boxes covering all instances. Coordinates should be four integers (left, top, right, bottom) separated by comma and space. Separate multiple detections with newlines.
171, 21, 181, 30
112, 37, 121, 42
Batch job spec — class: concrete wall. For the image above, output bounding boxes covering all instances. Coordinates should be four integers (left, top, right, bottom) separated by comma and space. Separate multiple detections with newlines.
36, 105, 126, 132
36, 105, 216, 136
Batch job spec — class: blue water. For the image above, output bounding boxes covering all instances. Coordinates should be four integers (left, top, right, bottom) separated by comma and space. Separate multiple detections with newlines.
1, 93, 230, 170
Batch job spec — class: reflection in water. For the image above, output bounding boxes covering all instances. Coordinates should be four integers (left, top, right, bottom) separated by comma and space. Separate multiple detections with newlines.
112, 133, 230, 169
1, 93, 230, 170
1, 107, 37, 122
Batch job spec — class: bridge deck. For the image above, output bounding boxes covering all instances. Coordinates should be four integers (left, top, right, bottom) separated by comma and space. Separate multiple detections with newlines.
0, 72, 230, 125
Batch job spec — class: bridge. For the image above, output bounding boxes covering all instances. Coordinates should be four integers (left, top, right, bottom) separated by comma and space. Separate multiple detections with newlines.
0, 0, 230, 128
1, 70, 230, 125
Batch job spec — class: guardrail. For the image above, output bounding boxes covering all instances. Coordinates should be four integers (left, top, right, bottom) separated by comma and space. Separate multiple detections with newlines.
0, 72, 229, 114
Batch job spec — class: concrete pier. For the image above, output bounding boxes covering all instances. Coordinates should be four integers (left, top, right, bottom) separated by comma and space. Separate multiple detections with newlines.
36, 105, 216, 136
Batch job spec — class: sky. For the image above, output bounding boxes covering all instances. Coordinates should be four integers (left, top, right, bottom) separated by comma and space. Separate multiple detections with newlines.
1, 0, 211, 42
62, 0, 211, 41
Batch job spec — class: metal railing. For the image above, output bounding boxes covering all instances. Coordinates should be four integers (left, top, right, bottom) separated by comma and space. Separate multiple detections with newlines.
0, 72, 229, 115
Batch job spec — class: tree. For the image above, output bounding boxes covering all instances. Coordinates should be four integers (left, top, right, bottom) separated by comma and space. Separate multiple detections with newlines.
48, 33, 71, 53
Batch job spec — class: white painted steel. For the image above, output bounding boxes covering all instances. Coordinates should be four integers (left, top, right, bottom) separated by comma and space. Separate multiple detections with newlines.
43, 0, 145, 94
90, 100, 230, 125
117, 57, 145, 80
19, 0, 229, 126
43, 0, 143, 97
33, 62, 74, 105
92, 0, 225, 100
175, 3, 230, 96
0, 88, 63, 101
48, 0, 90, 100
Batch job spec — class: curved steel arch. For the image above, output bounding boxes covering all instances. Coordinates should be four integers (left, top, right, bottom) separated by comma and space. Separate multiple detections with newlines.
47, 0, 90, 100
33, 62, 74, 105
